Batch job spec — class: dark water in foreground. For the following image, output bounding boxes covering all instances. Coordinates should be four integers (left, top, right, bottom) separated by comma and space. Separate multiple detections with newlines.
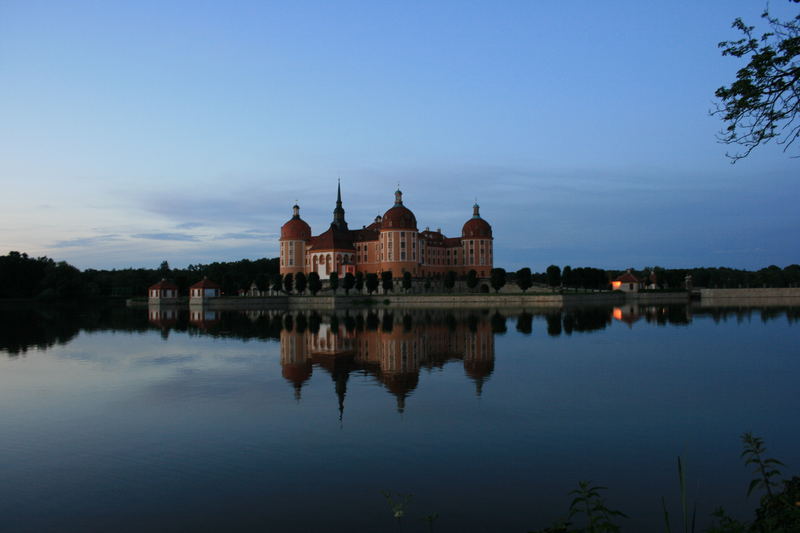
0, 303, 798, 532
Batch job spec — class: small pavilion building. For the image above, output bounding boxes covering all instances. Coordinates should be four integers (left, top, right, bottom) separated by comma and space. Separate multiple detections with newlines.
148, 279, 179, 303
611, 270, 642, 293
189, 277, 221, 303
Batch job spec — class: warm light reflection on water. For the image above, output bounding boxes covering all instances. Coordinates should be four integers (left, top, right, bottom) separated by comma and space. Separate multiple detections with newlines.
0, 303, 798, 532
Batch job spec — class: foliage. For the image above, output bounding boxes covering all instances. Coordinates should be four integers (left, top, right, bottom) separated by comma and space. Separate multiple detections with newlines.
562, 265, 572, 288
517, 267, 533, 293
424, 277, 432, 292
530, 481, 626, 533
329, 272, 339, 294
272, 273, 283, 293
490, 268, 506, 293
402, 271, 412, 292
466, 269, 479, 290
547, 265, 562, 289
283, 273, 294, 294
381, 271, 394, 293
343, 272, 355, 295
354, 271, 364, 293
713, 1, 800, 161
294, 272, 307, 295
366, 273, 379, 295
444, 271, 457, 292
308, 272, 321, 295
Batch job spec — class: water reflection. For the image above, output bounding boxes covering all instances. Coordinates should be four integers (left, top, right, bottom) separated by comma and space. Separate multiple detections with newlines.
2, 302, 798, 359
280, 310, 495, 412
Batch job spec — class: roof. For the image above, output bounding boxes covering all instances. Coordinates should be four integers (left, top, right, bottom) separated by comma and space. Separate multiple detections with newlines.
382, 204, 417, 230
309, 225, 355, 251
148, 279, 178, 290
280, 216, 311, 241
443, 237, 462, 247
462, 217, 492, 238
190, 277, 221, 289
350, 228, 379, 242
614, 272, 641, 283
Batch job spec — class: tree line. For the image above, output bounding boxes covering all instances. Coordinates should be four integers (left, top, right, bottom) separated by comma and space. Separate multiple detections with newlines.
2, 250, 799, 300
0, 251, 279, 299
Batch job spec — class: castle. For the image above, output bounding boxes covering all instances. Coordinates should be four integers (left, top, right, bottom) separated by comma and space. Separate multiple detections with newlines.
279, 184, 493, 278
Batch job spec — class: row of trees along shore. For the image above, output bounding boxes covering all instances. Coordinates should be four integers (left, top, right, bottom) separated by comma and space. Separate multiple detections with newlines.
2, 251, 800, 300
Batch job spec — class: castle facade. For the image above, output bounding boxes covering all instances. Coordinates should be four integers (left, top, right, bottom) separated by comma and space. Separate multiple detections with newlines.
279, 185, 493, 278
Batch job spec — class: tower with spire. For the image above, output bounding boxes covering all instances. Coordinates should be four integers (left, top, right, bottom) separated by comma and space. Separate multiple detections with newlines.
332, 179, 348, 230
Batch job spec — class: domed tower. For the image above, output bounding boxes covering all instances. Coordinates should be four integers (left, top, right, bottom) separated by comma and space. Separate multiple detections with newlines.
379, 189, 419, 277
461, 202, 493, 278
280, 204, 311, 276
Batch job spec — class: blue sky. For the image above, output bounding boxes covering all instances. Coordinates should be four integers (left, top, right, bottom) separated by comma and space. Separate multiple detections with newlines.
1, 1, 797, 271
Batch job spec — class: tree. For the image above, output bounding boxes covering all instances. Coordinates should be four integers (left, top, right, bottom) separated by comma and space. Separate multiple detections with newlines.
271, 273, 283, 294
308, 272, 321, 295
343, 272, 355, 295
354, 271, 364, 293
329, 272, 339, 294
546, 265, 561, 290
444, 270, 456, 292
365, 273, 379, 295
159, 260, 170, 277
424, 277, 432, 292
490, 267, 506, 293
466, 269, 479, 290
713, 1, 800, 161
562, 265, 572, 289
402, 271, 412, 293
381, 271, 394, 293
283, 273, 294, 294
295, 272, 307, 295
516, 267, 533, 293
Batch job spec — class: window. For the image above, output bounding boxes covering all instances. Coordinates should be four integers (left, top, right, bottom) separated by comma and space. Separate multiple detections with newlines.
401, 232, 405, 238
400, 241, 405, 248
401, 252, 406, 260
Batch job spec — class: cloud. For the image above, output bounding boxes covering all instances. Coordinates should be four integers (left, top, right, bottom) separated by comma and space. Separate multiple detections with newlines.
216, 230, 276, 240
51, 234, 123, 248
175, 222, 204, 229
132, 232, 200, 242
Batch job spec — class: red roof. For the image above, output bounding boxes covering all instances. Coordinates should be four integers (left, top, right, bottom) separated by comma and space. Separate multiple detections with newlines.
350, 228, 379, 242
309, 226, 355, 251
281, 216, 311, 241
614, 272, 640, 283
148, 279, 178, 290
190, 277, 221, 289
444, 237, 462, 247
462, 217, 492, 239
382, 204, 417, 230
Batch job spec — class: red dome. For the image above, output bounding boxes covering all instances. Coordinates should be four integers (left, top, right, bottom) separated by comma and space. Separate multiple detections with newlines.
382, 205, 417, 230
462, 217, 492, 238
281, 217, 311, 240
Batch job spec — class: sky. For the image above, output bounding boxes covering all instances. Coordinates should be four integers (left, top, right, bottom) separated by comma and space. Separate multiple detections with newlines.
1, 0, 798, 272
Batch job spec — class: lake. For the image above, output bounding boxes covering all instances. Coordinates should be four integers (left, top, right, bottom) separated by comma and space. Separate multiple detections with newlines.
0, 303, 797, 532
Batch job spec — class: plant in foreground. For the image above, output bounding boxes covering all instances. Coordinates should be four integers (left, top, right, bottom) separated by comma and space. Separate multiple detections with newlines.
382, 490, 413, 531
529, 481, 627, 533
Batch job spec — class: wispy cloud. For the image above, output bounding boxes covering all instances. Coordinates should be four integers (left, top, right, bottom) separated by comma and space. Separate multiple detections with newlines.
51, 234, 123, 248
176, 222, 204, 229
132, 233, 200, 242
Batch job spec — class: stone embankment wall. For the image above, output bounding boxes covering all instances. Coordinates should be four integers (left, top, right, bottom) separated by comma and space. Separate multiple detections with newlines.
698, 288, 800, 307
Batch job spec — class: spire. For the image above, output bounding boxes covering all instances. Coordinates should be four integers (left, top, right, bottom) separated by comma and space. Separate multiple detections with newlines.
394, 188, 403, 206
332, 179, 347, 230
292, 203, 300, 219
472, 202, 481, 218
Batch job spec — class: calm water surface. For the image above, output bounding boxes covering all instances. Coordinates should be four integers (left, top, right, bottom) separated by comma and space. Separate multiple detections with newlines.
0, 303, 798, 532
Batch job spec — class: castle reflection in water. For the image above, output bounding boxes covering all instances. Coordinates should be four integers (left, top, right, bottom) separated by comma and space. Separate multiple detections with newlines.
137, 303, 800, 413
280, 311, 494, 413
149, 307, 496, 413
